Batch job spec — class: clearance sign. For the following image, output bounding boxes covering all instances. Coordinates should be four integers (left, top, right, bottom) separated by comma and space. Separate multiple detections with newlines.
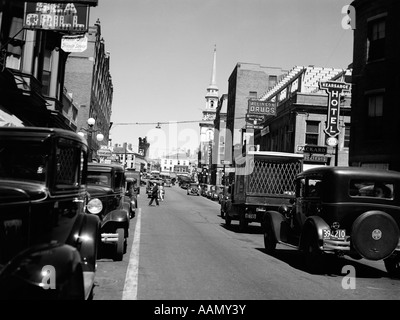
319, 81, 351, 146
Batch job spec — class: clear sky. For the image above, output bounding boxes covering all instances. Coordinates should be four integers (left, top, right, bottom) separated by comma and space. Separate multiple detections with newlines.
89, 0, 354, 158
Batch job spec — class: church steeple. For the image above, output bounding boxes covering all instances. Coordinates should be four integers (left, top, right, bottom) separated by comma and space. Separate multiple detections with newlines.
205, 45, 219, 111
208, 45, 217, 90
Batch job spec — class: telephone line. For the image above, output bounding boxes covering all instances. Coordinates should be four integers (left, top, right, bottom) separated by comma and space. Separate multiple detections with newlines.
112, 117, 245, 126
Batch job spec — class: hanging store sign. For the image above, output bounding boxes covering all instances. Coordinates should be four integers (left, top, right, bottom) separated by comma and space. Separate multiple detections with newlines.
247, 100, 276, 116
319, 81, 351, 145
303, 154, 329, 163
23, 3, 90, 32
245, 114, 265, 124
297, 145, 328, 154
97, 149, 112, 157
61, 34, 87, 52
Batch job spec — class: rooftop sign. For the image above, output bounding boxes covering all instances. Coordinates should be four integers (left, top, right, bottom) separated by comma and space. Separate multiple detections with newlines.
23, 3, 90, 32
20, 0, 97, 5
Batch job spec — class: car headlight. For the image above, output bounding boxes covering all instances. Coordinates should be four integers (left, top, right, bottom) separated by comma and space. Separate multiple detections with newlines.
87, 198, 103, 214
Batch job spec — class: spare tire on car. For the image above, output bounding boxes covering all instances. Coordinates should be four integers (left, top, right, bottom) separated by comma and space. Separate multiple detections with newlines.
351, 211, 400, 261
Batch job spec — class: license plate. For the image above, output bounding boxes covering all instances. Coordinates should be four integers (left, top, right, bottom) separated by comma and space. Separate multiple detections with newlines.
322, 229, 346, 240
245, 213, 257, 220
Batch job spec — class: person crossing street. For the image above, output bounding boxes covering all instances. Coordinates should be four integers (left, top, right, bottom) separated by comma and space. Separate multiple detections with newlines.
148, 183, 159, 206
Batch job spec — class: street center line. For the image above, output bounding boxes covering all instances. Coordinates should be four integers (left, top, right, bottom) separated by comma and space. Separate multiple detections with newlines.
122, 208, 141, 300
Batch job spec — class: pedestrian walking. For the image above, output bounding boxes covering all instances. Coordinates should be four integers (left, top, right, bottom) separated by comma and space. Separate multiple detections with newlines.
148, 183, 159, 206
159, 183, 164, 201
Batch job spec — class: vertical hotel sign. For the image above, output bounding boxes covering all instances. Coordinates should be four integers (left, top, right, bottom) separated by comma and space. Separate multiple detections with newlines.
23, 3, 89, 32
319, 81, 351, 146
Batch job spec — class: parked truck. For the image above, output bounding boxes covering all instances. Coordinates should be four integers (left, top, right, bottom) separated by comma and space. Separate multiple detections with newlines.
222, 150, 304, 231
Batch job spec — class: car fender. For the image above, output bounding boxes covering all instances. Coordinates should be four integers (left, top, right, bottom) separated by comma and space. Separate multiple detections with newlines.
77, 214, 101, 273
102, 209, 130, 236
299, 216, 330, 251
122, 200, 130, 213
0, 243, 84, 299
262, 210, 285, 242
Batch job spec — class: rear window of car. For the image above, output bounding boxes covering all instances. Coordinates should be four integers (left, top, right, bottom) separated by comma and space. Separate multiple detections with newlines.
349, 180, 393, 199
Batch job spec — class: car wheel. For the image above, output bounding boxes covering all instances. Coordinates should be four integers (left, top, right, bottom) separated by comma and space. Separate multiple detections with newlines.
303, 232, 325, 274
114, 228, 124, 261
263, 220, 277, 254
352, 211, 399, 261
238, 215, 248, 232
220, 206, 225, 218
225, 213, 231, 227
59, 263, 85, 300
384, 255, 400, 278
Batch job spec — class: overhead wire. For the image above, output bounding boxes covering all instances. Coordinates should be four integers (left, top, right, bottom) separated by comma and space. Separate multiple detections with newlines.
112, 116, 246, 127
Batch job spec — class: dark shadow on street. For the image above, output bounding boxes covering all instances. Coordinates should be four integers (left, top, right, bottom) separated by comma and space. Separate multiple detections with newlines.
220, 222, 263, 234
256, 247, 393, 280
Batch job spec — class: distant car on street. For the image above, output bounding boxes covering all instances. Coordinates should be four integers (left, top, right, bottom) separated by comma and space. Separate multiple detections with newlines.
187, 182, 201, 196
209, 185, 222, 201
164, 178, 172, 187
180, 181, 190, 189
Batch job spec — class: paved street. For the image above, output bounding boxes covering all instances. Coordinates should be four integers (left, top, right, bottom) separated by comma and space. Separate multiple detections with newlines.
93, 185, 400, 301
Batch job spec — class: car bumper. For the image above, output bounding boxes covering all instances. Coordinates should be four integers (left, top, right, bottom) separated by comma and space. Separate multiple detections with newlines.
323, 238, 400, 252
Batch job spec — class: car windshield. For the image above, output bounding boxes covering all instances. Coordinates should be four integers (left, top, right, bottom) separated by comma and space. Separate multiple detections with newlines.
87, 172, 111, 187
0, 141, 48, 182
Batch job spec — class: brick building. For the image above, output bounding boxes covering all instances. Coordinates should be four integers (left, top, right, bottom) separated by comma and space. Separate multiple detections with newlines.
349, 0, 400, 171
64, 19, 113, 156
226, 63, 287, 162
257, 66, 352, 170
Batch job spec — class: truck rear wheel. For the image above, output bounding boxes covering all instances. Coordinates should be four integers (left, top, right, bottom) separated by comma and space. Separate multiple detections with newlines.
263, 221, 277, 254
238, 216, 248, 232
303, 231, 325, 274
225, 213, 231, 227
220, 207, 225, 218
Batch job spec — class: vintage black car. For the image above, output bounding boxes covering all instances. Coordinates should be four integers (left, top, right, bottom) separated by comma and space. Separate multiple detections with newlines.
0, 127, 100, 300
86, 163, 130, 261
262, 166, 400, 277
124, 170, 140, 218
187, 182, 200, 196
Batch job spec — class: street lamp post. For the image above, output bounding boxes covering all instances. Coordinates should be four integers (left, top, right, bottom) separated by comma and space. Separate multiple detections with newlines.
78, 117, 104, 162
